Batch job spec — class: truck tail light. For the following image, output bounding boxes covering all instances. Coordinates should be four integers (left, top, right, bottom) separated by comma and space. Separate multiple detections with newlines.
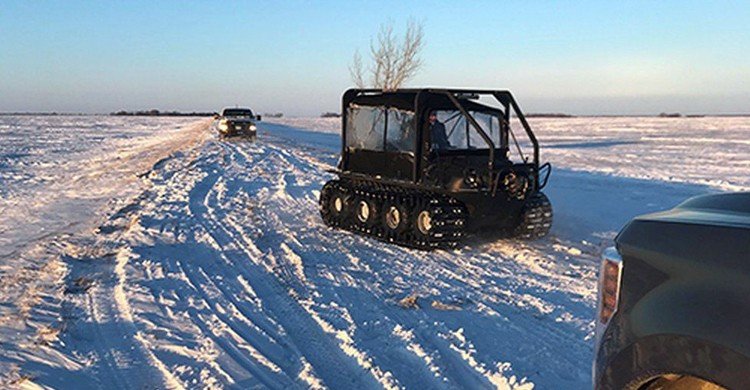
598, 247, 623, 325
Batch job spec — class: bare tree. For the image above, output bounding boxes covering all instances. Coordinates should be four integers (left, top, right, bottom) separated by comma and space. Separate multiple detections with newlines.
350, 20, 424, 91
349, 50, 366, 89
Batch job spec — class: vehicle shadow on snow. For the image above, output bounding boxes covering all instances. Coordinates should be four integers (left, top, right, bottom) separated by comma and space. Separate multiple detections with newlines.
543, 167, 719, 244
544, 139, 641, 149
258, 123, 341, 154
468, 166, 718, 248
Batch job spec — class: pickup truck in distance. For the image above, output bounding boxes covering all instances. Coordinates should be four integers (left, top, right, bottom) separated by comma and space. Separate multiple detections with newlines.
593, 192, 750, 389
217, 108, 261, 138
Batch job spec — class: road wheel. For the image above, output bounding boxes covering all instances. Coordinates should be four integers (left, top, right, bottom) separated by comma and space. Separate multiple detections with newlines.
416, 210, 432, 236
355, 198, 377, 226
320, 181, 349, 227
412, 196, 436, 245
383, 201, 408, 234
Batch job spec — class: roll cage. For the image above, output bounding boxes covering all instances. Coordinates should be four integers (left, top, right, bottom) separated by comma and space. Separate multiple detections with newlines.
339, 88, 547, 192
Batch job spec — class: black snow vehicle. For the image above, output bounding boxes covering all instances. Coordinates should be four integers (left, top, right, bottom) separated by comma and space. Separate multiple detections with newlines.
594, 192, 750, 390
217, 108, 261, 138
319, 88, 553, 250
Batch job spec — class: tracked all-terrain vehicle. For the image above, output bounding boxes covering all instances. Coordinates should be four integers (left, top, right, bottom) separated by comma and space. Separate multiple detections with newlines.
319, 88, 553, 250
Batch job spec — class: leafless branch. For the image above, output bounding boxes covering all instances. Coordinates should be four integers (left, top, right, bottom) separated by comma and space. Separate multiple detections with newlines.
349, 19, 425, 90
349, 50, 366, 89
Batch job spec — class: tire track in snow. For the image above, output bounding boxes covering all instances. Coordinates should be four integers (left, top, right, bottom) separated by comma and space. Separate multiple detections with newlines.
55, 200, 186, 390
52, 125, 596, 388
131, 144, 304, 387
65, 127, 596, 388
182, 144, 385, 388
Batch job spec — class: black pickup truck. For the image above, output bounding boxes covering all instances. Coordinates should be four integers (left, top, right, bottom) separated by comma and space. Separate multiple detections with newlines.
217, 108, 261, 138
594, 192, 750, 390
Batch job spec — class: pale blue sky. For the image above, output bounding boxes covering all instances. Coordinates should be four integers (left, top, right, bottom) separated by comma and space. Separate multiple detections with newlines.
1, 1, 748, 115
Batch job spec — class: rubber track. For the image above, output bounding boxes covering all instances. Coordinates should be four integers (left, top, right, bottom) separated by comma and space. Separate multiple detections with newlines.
512, 192, 553, 239
320, 179, 467, 250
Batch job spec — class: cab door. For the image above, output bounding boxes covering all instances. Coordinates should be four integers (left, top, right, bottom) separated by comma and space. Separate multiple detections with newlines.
382, 107, 416, 181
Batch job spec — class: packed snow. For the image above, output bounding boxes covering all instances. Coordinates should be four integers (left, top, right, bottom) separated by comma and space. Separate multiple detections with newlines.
1, 115, 748, 389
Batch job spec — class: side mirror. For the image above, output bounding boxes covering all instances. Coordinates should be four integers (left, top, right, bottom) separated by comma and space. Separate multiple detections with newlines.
256, 115, 262, 121
213, 114, 220, 120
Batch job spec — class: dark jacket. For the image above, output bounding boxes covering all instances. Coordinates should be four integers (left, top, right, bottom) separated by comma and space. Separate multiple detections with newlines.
431, 121, 450, 149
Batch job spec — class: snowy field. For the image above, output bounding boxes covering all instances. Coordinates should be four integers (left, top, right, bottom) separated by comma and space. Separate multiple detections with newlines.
1, 115, 748, 389
266, 116, 750, 192
0, 116, 209, 259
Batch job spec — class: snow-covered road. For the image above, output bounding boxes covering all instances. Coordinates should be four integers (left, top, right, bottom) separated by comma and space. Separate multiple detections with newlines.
2, 116, 746, 389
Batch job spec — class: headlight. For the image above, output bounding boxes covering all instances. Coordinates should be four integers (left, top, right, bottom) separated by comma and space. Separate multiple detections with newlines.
598, 247, 623, 326
596, 246, 623, 347
594, 246, 623, 359
502, 171, 529, 200
218, 119, 229, 131
593, 247, 624, 390
249, 124, 257, 131
463, 169, 480, 188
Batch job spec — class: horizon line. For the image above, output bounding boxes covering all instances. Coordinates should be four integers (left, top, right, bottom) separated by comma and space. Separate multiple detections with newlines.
1, 111, 749, 118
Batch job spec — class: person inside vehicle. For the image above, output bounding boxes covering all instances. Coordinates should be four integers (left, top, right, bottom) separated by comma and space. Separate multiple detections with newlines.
429, 111, 450, 149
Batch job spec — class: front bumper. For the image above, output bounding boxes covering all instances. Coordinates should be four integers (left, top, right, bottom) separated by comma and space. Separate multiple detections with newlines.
220, 121, 257, 136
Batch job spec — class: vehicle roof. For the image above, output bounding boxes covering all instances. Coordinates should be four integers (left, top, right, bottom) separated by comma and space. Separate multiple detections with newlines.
349, 88, 514, 95
222, 107, 253, 113
347, 88, 512, 112
634, 192, 750, 230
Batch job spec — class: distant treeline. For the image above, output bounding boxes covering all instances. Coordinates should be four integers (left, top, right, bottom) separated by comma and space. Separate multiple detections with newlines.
526, 113, 574, 118
110, 109, 214, 117
1, 111, 747, 118
658, 112, 682, 118
657, 112, 710, 118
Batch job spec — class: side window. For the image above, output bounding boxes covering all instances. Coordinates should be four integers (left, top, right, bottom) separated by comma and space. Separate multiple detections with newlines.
437, 110, 466, 149
385, 108, 415, 152
346, 105, 385, 151
468, 111, 500, 148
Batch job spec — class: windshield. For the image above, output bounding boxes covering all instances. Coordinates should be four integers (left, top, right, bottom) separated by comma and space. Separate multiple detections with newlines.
430, 110, 501, 150
222, 109, 254, 117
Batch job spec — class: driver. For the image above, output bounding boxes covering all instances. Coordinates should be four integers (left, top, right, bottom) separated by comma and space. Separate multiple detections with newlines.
429, 111, 450, 149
